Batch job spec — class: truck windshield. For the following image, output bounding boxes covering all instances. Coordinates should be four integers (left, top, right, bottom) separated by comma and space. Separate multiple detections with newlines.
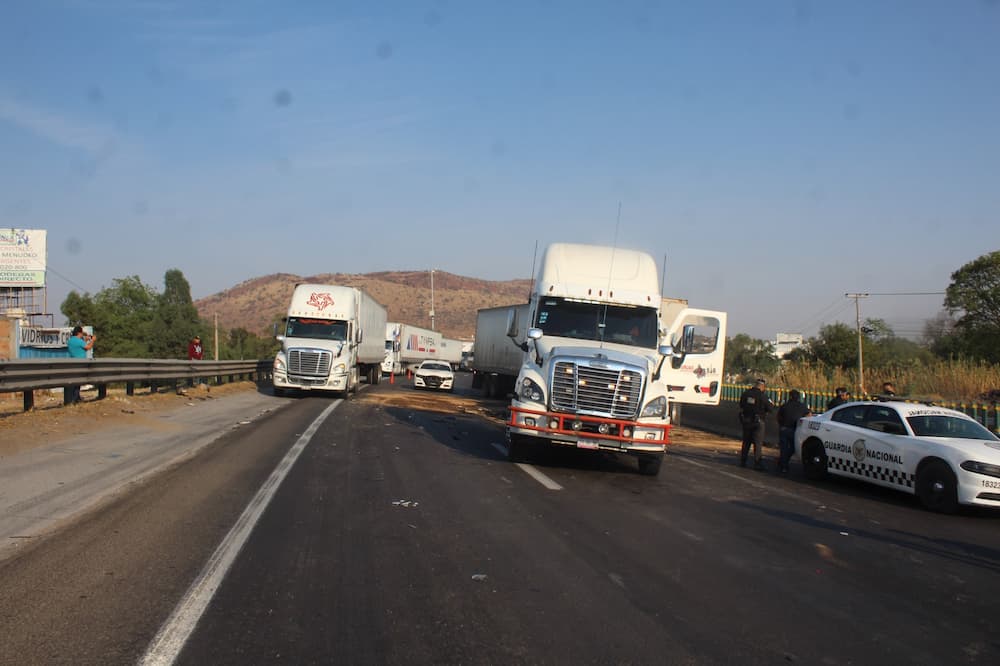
535, 298, 658, 348
285, 317, 348, 341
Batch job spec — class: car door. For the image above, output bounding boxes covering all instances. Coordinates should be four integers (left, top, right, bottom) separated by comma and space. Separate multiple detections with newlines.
823, 405, 870, 479
657, 308, 727, 406
856, 404, 913, 493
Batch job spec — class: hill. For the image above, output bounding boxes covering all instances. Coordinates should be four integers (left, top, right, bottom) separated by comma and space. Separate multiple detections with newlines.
194, 271, 533, 340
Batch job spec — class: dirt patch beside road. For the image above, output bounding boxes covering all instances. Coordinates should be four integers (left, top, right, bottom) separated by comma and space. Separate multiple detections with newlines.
360, 388, 742, 453
0, 382, 262, 459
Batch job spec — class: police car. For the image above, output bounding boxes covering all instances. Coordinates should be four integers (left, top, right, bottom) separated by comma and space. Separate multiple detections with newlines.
794, 401, 1000, 513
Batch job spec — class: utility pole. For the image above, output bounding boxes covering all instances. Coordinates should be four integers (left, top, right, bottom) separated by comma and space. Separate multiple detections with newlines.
846, 293, 869, 396
429, 268, 436, 331
214, 312, 219, 361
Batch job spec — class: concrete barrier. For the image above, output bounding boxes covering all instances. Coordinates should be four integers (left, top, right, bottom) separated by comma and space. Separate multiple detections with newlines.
679, 402, 779, 446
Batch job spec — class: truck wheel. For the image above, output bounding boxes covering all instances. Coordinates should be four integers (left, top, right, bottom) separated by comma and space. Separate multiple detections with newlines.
637, 454, 663, 476
916, 460, 959, 514
507, 435, 531, 463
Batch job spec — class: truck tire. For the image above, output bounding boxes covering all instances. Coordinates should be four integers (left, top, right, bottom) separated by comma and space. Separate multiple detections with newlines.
507, 434, 532, 463
637, 454, 663, 476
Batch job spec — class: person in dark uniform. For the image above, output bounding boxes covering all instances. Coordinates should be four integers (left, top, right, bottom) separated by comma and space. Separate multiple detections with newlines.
738, 378, 773, 470
827, 387, 850, 410
776, 390, 811, 473
881, 382, 896, 399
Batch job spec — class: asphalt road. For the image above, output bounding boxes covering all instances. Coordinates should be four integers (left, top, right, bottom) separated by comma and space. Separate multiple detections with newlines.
1, 374, 999, 665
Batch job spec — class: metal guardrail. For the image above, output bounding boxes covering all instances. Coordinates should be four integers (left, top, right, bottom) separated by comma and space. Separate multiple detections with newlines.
0, 358, 274, 412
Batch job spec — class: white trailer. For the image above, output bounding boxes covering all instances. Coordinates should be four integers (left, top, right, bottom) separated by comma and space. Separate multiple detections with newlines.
272, 284, 387, 397
471, 304, 530, 398
382, 323, 459, 374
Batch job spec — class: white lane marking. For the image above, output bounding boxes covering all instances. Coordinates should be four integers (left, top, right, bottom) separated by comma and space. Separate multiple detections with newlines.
139, 399, 342, 666
675, 455, 803, 500
490, 442, 563, 491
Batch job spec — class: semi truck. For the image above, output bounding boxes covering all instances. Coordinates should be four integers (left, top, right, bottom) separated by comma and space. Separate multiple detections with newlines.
475, 242, 726, 476
382, 322, 465, 374
272, 284, 387, 397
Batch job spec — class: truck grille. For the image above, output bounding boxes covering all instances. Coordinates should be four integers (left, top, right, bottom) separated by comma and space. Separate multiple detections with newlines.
288, 349, 332, 377
550, 361, 643, 419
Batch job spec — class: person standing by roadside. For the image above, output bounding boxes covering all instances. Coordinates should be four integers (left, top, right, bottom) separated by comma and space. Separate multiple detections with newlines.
738, 378, 773, 470
188, 336, 204, 361
187, 335, 205, 388
776, 390, 811, 473
827, 387, 850, 410
881, 381, 896, 399
66, 326, 95, 404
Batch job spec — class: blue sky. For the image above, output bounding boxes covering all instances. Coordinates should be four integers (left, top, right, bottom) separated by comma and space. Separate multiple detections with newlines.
2, 0, 998, 340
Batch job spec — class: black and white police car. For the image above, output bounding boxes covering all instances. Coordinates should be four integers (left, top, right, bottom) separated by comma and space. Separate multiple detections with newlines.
794, 400, 1000, 513
413, 360, 455, 392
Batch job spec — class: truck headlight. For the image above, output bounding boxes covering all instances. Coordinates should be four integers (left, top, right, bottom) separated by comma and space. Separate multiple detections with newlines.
520, 378, 544, 403
273, 355, 285, 371
333, 363, 347, 373
640, 396, 667, 418
960, 461, 1000, 479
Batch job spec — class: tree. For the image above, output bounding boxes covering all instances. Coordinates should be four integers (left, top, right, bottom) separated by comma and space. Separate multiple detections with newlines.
61, 276, 158, 357
808, 323, 857, 370
941, 251, 1000, 362
724, 334, 780, 380
149, 269, 201, 358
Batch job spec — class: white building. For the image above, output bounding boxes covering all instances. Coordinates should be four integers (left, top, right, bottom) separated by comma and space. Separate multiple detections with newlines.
773, 333, 804, 358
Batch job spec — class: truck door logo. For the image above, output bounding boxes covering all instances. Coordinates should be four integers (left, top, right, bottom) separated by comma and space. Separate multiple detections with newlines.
307, 292, 334, 310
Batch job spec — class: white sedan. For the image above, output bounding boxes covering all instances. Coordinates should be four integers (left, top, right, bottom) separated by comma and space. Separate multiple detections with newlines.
413, 360, 455, 391
794, 400, 1000, 513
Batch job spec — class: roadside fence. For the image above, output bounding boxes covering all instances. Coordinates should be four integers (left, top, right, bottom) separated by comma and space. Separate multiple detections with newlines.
720, 384, 1000, 434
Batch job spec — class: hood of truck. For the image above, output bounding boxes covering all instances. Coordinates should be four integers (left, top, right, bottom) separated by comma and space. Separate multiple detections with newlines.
536, 339, 658, 371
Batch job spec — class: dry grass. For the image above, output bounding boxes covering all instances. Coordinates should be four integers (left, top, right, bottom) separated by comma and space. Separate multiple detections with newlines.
764, 359, 1000, 404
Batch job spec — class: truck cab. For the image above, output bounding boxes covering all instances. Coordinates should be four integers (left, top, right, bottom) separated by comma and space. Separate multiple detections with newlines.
505, 244, 680, 476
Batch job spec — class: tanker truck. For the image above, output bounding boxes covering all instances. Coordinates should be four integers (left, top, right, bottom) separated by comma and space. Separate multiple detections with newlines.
272, 284, 387, 397
480, 242, 726, 476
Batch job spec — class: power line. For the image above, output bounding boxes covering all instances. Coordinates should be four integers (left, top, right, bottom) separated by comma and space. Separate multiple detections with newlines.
45, 266, 89, 293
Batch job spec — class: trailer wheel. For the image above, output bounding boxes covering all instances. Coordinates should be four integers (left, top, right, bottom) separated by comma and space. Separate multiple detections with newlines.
637, 454, 663, 476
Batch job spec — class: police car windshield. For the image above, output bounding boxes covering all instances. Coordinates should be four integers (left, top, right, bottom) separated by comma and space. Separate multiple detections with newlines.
535, 298, 658, 348
906, 415, 999, 441
421, 362, 451, 372
285, 317, 348, 341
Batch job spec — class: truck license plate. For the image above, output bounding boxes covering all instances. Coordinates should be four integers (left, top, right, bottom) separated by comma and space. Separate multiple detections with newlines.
577, 438, 599, 450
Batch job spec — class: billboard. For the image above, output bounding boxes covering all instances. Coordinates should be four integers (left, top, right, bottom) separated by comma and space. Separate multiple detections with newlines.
0, 228, 47, 287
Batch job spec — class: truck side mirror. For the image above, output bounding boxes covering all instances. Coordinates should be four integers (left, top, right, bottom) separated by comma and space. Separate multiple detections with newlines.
505, 308, 519, 338
527, 328, 543, 340
658, 344, 673, 356
357, 329, 363, 344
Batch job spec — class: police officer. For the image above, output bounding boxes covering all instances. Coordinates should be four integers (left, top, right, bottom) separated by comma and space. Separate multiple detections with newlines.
827, 386, 850, 410
738, 378, 773, 470
776, 389, 811, 473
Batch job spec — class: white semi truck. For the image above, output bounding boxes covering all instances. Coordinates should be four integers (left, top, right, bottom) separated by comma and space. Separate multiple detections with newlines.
382, 322, 465, 374
475, 242, 726, 476
272, 284, 387, 397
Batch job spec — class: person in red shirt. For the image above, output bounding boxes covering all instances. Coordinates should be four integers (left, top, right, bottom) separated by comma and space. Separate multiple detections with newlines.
188, 336, 204, 360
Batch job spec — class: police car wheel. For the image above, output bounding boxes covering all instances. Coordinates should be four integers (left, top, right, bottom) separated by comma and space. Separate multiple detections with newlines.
801, 439, 827, 480
916, 460, 959, 514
